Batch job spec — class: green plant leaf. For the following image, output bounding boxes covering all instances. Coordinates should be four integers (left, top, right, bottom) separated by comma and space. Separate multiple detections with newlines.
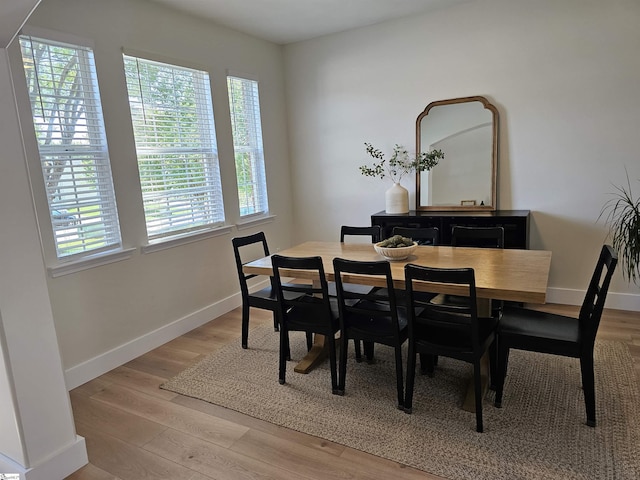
599, 169, 640, 285
359, 142, 444, 183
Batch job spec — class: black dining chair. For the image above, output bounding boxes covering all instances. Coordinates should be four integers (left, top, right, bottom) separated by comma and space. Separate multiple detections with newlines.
448, 225, 505, 317
328, 225, 383, 298
451, 226, 504, 249
392, 226, 439, 246
232, 232, 281, 349
271, 254, 340, 394
340, 225, 382, 243
333, 257, 408, 409
494, 245, 618, 427
379, 226, 441, 307
333, 225, 386, 358
232, 232, 305, 349
404, 264, 499, 433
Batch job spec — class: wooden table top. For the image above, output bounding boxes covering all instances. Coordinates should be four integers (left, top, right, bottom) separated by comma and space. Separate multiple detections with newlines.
243, 241, 552, 304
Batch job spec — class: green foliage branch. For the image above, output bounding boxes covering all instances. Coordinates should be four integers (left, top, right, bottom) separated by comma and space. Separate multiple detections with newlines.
599, 170, 640, 285
359, 142, 444, 184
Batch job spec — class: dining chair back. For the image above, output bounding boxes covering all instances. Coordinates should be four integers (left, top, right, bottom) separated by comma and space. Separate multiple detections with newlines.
404, 264, 498, 432
232, 232, 280, 349
373, 226, 440, 307
329, 225, 383, 298
392, 226, 439, 246
494, 245, 618, 427
450, 225, 505, 316
451, 226, 504, 248
271, 254, 340, 393
340, 225, 382, 243
333, 257, 408, 409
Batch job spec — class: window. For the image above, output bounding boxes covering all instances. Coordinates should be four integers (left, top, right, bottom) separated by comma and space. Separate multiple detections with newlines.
227, 75, 268, 217
19, 35, 122, 258
123, 55, 224, 242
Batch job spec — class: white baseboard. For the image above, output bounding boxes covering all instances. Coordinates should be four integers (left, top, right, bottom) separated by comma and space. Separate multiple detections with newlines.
64, 293, 242, 390
64, 283, 639, 392
546, 287, 640, 312
0, 436, 87, 480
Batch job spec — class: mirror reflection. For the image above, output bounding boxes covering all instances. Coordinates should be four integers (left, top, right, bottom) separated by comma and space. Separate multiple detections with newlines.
416, 96, 498, 211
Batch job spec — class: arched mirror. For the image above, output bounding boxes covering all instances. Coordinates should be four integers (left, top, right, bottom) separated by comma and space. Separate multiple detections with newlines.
416, 96, 498, 211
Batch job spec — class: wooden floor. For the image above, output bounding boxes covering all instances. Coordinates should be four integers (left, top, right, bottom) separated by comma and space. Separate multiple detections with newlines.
66, 304, 640, 480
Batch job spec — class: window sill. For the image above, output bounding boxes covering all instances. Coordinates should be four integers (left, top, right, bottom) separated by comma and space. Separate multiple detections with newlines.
48, 247, 137, 278
142, 225, 233, 254
235, 214, 276, 231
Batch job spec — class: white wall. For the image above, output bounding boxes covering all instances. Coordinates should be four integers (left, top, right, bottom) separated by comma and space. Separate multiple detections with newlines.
13, 0, 295, 382
6, 0, 636, 475
1, 39, 87, 480
284, 0, 640, 308
0, 0, 38, 47
7, 0, 640, 396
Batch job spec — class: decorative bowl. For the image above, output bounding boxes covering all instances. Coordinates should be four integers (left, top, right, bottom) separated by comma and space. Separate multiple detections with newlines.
374, 241, 418, 261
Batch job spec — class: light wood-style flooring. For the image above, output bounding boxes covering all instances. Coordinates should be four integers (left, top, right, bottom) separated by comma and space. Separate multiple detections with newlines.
66, 304, 640, 480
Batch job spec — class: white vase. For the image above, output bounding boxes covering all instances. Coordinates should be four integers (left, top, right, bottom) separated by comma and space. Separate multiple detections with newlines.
385, 182, 409, 214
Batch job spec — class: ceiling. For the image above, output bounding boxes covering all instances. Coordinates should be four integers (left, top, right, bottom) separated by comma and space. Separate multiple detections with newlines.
147, 0, 472, 45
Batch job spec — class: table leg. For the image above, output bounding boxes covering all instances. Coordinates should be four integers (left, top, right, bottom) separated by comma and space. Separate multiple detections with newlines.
294, 334, 328, 373
292, 277, 330, 374
462, 298, 492, 413
462, 352, 490, 412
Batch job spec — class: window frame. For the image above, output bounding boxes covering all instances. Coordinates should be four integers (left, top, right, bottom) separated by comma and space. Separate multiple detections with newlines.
227, 73, 269, 219
18, 31, 123, 263
123, 52, 225, 244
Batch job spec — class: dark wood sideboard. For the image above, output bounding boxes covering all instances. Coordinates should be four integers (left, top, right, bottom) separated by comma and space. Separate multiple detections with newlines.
371, 210, 530, 249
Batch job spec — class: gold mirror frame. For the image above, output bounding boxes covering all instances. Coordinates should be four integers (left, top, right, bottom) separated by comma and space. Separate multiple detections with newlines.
415, 95, 498, 211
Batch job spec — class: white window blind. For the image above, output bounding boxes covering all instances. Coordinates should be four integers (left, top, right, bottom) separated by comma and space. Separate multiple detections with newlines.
124, 55, 224, 241
227, 75, 269, 217
19, 35, 122, 259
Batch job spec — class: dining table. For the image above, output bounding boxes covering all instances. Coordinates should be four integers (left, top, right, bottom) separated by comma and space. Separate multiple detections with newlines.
243, 240, 552, 410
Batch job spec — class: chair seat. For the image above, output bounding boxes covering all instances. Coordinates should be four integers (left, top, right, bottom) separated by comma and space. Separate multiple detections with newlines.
248, 284, 307, 308
434, 294, 502, 318
284, 296, 341, 332
376, 288, 437, 307
499, 306, 580, 356
328, 282, 376, 297
343, 303, 408, 341
251, 284, 306, 300
249, 285, 277, 302
414, 316, 497, 353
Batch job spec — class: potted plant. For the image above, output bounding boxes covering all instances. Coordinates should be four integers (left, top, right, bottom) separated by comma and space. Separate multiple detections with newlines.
600, 171, 640, 284
359, 143, 444, 214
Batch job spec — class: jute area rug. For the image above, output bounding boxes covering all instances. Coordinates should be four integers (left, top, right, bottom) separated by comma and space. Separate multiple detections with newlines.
162, 326, 640, 479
